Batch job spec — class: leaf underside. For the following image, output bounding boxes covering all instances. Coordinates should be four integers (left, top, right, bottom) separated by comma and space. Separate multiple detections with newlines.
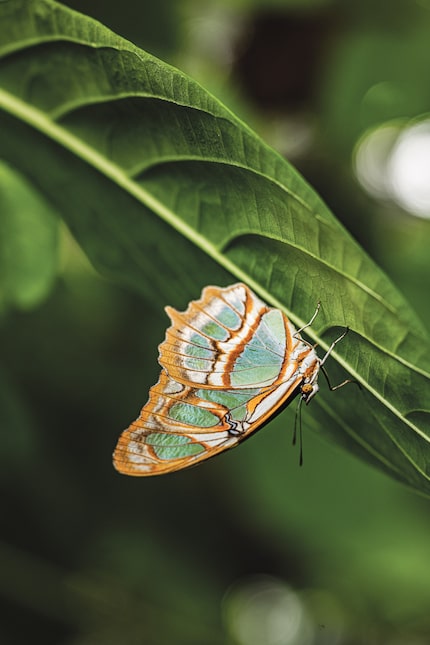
0, 0, 429, 492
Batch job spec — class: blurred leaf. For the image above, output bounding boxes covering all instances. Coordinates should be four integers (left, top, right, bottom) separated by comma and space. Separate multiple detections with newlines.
0, 161, 59, 310
228, 420, 430, 637
0, 0, 429, 493
0, 370, 37, 475
62, 0, 180, 58
200, 0, 332, 9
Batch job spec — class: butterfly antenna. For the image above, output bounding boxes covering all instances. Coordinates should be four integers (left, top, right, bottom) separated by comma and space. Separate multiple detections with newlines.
293, 396, 305, 466
299, 421, 304, 467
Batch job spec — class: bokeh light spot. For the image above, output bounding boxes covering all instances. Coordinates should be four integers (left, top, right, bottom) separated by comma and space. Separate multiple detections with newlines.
388, 121, 430, 218
222, 575, 314, 645
354, 124, 400, 199
354, 119, 430, 219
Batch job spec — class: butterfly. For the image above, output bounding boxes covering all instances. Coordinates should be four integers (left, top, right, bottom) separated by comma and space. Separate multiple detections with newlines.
113, 283, 349, 476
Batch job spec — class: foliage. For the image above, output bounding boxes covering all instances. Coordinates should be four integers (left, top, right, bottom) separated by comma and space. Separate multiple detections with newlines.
1, 0, 429, 492
1, 1, 430, 643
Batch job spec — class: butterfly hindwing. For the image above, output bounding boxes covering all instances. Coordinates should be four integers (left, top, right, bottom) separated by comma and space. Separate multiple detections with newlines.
113, 367, 307, 476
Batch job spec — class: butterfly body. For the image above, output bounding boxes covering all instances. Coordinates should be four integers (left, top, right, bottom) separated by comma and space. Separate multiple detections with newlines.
113, 283, 323, 476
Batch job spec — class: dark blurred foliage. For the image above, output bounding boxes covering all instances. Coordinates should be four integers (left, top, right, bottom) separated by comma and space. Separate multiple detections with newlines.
1, 1, 430, 644
234, 8, 339, 109
61, 0, 180, 57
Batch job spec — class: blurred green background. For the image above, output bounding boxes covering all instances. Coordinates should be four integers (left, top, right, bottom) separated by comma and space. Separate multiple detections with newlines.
1, 0, 430, 643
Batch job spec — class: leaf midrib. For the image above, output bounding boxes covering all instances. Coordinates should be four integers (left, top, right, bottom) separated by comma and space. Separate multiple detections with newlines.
0, 88, 393, 327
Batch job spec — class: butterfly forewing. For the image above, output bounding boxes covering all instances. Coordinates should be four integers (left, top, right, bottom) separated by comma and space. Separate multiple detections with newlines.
158, 283, 299, 389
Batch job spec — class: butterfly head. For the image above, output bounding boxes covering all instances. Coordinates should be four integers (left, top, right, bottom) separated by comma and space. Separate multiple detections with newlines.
300, 380, 319, 404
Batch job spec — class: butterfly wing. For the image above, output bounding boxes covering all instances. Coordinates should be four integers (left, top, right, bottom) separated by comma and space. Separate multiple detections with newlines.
159, 283, 300, 390
113, 368, 304, 476
114, 283, 323, 476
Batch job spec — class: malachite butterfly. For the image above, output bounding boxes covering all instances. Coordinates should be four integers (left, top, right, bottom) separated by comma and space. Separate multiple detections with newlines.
113, 283, 348, 476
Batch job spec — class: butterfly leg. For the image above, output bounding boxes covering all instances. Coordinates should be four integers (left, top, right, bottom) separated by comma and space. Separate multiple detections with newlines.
319, 328, 361, 391
319, 327, 349, 366
321, 365, 359, 391
293, 302, 321, 350
295, 301, 321, 337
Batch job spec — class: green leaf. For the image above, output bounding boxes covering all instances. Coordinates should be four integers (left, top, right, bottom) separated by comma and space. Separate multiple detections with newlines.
0, 160, 59, 311
0, 0, 429, 493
